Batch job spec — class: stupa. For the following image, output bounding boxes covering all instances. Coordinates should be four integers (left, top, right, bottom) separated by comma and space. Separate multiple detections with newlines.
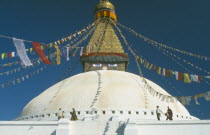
1, 1, 209, 135
18, 0, 194, 122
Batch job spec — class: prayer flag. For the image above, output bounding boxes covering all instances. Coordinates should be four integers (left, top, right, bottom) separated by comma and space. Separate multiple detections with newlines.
163, 69, 173, 77
157, 67, 161, 75
32, 42, 51, 64
66, 47, 70, 61
30, 48, 33, 53
183, 73, 191, 83
54, 45, 61, 65
181, 96, 185, 105
11, 52, 15, 57
148, 64, 153, 70
190, 74, 202, 83
162, 68, 166, 76
80, 47, 83, 56
47, 47, 56, 65
197, 93, 202, 98
203, 91, 210, 101
8, 52, 12, 58
1, 53, 5, 59
13, 38, 32, 66
194, 95, 200, 105
154, 66, 158, 72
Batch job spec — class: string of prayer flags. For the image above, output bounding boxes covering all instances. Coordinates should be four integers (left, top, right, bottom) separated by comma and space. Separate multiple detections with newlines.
0, 58, 41, 76
159, 47, 210, 75
175, 91, 210, 106
1, 48, 37, 60
0, 20, 98, 61
51, 20, 98, 46
115, 22, 209, 85
0, 66, 46, 89
143, 79, 175, 103
13, 38, 33, 66
117, 22, 210, 61
137, 56, 206, 83
32, 42, 51, 64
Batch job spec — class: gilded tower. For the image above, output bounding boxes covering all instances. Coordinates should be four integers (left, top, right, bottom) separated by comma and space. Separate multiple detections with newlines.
80, 0, 129, 72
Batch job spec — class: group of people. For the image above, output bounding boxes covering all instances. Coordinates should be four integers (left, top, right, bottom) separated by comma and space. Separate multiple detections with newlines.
57, 108, 78, 121
156, 106, 173, 120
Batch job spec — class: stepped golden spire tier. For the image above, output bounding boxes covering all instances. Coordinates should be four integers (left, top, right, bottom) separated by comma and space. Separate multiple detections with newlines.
80, 0, 129, 72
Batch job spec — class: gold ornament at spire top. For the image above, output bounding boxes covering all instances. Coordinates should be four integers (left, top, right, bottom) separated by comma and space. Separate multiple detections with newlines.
95, 0, 115, 13
94, 0, 117, 22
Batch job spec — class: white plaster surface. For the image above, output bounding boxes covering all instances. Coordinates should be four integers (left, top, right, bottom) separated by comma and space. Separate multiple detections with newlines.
19, 70, 191, 120
125, 120, 210, 135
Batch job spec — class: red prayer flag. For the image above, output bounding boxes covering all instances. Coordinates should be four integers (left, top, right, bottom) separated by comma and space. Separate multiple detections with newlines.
8, 52, 12, 58
198, 76, 202, 83
154, 66, 158, 72
175, 71, 183, 81
32, 42, 51, 64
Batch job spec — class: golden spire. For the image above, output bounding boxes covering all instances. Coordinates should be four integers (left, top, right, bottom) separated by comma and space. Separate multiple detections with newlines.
80, 0, 128, 72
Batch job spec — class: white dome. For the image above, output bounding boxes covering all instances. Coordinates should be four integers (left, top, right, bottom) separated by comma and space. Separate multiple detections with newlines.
19, 70, 191, 119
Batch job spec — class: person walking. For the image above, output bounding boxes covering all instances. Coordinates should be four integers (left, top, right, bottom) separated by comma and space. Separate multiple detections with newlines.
156, 106, 163, 120
57, 108, 64, 120
71, 108, 78, 121
167, 107, 173, 120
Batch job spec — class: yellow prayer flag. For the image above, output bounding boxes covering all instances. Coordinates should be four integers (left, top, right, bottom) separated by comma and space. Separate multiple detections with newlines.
148, 64, 153, 70
197, 94, 203, 98
1, 53, 5, 59
54, 45, 61, 65
183, 73, 191, 83
30, 48, 33, 53
139, 58, 143, 64
157, 67, 161, 75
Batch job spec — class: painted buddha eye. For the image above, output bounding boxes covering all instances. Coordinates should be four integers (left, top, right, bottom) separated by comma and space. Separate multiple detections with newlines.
92, 64, 102, 67
108, 64, 117, 67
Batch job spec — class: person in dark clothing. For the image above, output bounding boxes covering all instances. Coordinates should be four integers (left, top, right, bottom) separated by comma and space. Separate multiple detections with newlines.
71, 108, 78, 121
166, 107, 173, 120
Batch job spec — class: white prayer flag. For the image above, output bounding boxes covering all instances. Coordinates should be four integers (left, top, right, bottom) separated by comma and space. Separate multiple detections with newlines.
80, 47, 83, 56
67, 47, 70, 61
13, 38, 32, 66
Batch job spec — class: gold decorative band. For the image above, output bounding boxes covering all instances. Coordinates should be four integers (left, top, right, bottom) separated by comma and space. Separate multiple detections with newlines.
95, 10, 117, 22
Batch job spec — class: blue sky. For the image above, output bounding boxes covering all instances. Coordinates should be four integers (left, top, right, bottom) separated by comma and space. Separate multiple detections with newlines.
0, 0, 210, 120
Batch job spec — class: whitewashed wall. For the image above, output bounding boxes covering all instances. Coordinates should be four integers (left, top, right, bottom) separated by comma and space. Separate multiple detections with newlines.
125, 120, 210, 135
1, 119, 210, 135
